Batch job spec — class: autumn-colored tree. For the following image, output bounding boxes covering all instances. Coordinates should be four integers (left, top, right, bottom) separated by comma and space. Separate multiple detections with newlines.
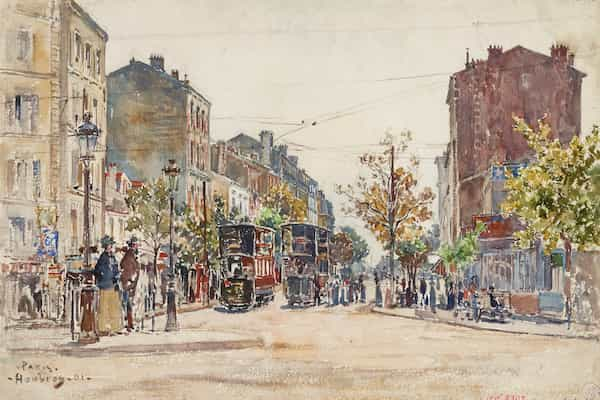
125, 177, 171, 278
336, 131, 435, 294
260, 183, 307, 222
331, 231, 353, 267
502, 118, 600, 273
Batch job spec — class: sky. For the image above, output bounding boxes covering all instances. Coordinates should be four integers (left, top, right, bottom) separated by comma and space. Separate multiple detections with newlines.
79, 0, 600, 262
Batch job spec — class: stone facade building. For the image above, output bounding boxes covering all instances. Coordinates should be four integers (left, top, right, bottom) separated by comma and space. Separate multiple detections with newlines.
445, 44, 585, 241
107, 54, 211, 212
0, 0, 108, 261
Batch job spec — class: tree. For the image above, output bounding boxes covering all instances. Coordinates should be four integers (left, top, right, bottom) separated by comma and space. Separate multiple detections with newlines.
213, 194, 228, 226
438, 223, 486, 276
255, 206, 285, 251
176, 207, 219, 270
331, 231, 353, 269
260, 183, 307, 222
340, 226, 370, 265
125, 177, 171, 279
396, 238, 428, 297
336, 131, 435, 294
255, 207, 284, 231
502, 117, 600, 273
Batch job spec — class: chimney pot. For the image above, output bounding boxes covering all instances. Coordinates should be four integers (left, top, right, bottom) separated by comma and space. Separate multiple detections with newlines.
149, 54, 165, 71
171, 69, 179, 80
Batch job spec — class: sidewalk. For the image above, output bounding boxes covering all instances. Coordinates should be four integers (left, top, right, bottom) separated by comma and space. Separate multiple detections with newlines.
371, 305, 600, 340
3, 300, 213, 331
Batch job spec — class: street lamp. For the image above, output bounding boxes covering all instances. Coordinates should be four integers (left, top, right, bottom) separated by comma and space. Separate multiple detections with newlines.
76, 112, 100, 344
163, 159, 180, 331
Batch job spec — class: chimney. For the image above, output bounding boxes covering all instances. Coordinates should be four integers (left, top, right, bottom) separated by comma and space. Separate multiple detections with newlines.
129, 57, 136, 65
487, 45, 503, 64
216, 140, 226, 175
149, 54, 165, 71
289, 155, 298, 166
259, 130, 273, 167
183, 73, 189, 85
568, 52, 575, 66
550, 43, 569, 63
171, 69, 179, 80
465, 48, 470, 69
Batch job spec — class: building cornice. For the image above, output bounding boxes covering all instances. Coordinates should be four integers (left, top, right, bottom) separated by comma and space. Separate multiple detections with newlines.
0, 68, 56, 79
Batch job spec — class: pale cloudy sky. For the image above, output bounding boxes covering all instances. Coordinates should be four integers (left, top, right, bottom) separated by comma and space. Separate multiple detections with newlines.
80, 0, 600, 262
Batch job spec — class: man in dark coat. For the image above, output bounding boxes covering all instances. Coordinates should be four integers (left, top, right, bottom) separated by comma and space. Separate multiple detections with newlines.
120, 236, 140, 332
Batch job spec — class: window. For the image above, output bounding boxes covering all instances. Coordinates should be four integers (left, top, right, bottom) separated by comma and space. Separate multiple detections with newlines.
201, 110, 206, 133
16, 29, 32, 62
32, 160, 41, 199
190, 142, 194, 166
9, 217, 26, 251
190, 101, 194, 128
15, 95, 22, 121
196, 143, 201, 168
70, 209, 78, 249
74, 32, 82, 63
85, 44, 91, 70
16, 160, 27, 197
82, 88, 88, 115
95, 50, 101, 76
196, 107, 200, 129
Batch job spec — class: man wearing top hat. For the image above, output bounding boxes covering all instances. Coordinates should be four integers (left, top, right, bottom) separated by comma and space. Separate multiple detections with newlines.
94, 235, 123, 335
120, 236, 141, 332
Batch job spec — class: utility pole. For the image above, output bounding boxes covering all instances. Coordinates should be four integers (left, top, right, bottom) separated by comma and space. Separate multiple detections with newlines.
388, 144, 396, 307
202, 180, 209, 305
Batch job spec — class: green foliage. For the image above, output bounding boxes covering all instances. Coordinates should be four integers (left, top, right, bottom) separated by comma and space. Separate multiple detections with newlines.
255, 207, 284, 231
438, 222, 486, 271
213, 195, 228, 226
176, 207, 219, 269
502, 118, 600, 252
125, 177, 171, 255
340, 226, 370, 264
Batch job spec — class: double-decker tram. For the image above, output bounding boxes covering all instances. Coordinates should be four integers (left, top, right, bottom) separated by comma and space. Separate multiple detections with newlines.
281, 223, 331, 307
218, 223, 276, 310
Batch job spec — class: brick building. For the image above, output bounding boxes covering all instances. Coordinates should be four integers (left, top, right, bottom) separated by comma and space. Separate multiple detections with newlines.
444, 44, 585, 241
107, 54, 211, 212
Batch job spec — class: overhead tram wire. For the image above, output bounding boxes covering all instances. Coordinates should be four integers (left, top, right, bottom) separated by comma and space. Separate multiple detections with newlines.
107, 15, 594, 41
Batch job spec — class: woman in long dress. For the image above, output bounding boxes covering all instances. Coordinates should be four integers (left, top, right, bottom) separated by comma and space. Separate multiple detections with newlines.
94, 236, 123, 336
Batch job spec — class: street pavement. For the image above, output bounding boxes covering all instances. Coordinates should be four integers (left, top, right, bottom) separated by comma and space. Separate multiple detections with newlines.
1, 288, 600, 400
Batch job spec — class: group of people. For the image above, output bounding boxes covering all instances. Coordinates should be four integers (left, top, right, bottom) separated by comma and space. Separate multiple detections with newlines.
324, 274, 366, 306
93, 235, 142, 336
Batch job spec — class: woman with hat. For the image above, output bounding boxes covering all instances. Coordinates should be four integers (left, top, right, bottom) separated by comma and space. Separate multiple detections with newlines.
94, 235, 123, 335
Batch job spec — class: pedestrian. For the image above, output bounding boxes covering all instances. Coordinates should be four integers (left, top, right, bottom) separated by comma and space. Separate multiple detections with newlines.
160, 267, 169, 307
429, 277, 437, 313
120, 236, 141, 332
375, 272, 382, 307
333, 276, 340, 306
94, 235, 123, 336
348, 279, 354, 304
359, 274, 366, 303
419, 278, 427, 309
313, 273, 321, 306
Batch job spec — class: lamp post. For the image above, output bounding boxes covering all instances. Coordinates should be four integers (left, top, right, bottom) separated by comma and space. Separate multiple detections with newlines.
163, 159, 180, 331
76, 112, 100, 344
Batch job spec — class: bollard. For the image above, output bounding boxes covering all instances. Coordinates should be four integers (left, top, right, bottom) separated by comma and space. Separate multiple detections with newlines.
78, 282, 98, 344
